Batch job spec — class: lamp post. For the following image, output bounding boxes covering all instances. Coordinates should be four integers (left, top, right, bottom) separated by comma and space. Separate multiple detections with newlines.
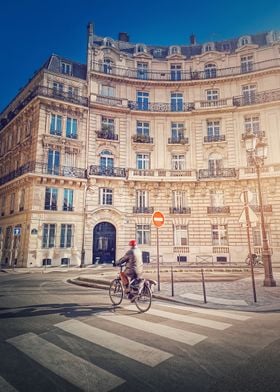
244, 132, 276, 287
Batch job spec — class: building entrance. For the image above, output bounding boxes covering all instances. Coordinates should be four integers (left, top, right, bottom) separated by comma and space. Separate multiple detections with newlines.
93, 222, 116, 264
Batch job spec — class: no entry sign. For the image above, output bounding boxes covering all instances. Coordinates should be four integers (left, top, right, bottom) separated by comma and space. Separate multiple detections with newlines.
152, 211, 165, 228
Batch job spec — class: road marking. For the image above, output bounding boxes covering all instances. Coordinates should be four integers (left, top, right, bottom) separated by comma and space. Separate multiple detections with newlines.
154, 302, 251, 321
0, 376, 18, 392
97, 313, 206, 346
124, 306, 231, 330
180, 293, 248, 306
55, 319, 172, 367
7, 332, 125, 392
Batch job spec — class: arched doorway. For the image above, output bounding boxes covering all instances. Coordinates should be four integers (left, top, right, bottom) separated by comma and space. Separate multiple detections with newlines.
93, 222, 116, 264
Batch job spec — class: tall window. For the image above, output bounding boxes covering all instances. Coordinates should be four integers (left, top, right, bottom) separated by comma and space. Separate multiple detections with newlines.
205, 63, 217, 78
50, 114, 62, 136
252, 224, 270, 247
136, 153, 150, 169
174, 225, 188, 246
101, 117, 115, 133
61, 62, 72, 75
136, 224, 150, 245
42, 224, 56, 248
171, 64, 182, 81
137, 91, 149, 110
0, 194, 5, 216
212, 224, 228, 246
10, 193, 15, 213
171, 122, 184, 140
136, 190, 148, 209
244, 115, 260, 134
63, 189, 74, 211
210, 190, 224, 207
19, 189, 25, 211
99, 188, 113, 205
53, 82, 63, 96
137, 62, 148, 80
171, 92, 183, 112
208, 153, 223, 176
207, 120, 220, 138
242, 84, 256, 104
172, 191, 186, 209
47, 150, 60, 175
241, 55, 253, 73
100, 85, 115, 97
68, 86, 78, 99
60, 224, 73, 248
103, 58, 113, 74
171, 154, 185, 170
206, 90, 219, 101
136, 121, 149, 136
100, 150, 114, 173
45, 188, 58, 210
66, 118, 77, 139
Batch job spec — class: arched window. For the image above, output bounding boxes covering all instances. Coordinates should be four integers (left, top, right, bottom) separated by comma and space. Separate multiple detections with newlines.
208, 153, 223, 176
238, 35, 252, 47
204, 63, 217, 78
135, 44, 147, 54
203, 42, 215, 52
102, 37, 115, 47
103, 58, 114, 74
169, 46, 181, 55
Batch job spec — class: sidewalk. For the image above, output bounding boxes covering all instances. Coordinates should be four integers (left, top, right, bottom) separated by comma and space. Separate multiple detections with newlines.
69, 267, 280, 312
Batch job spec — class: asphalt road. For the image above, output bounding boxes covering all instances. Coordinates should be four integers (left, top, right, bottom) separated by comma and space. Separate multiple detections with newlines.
0, 271, 280, 392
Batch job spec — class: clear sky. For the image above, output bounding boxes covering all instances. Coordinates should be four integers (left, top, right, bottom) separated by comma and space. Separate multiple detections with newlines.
0, 0, 279, 112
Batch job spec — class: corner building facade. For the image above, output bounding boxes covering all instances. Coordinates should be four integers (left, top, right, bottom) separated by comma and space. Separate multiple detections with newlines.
1, 25, 280, 267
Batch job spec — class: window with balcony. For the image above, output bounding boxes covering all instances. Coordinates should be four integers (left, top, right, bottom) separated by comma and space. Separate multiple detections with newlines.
136, 224, 150, 245
174, 225, 188, 246
61, 62, 72, 75
171, 154, 185, 170
45, 188, 58, 210
208, 153, 223, 176
171, 92, 183, 112
53, 82, 64, 96
172, 191, 188, 214
99, 188, 113, 205
136, 153, 150, 170
208, 190, 229, 213
63, 189, 74, 211
134, 121, 151, 142
66, 118, 77, 139
171, 122, 185, 143
50, 114, 62, 136
171, 64, 182, 81
68, 86, 78, 100
206, 120, 222, 142
100, 85, 116, 97
212, 224, 228, 246
42, 224, 56, 248
206, 89, 219, 101
135, 190, 150, 213
47, 150, 60, 175
137, 62, 148, 80
242, 84, 256, 104
100, 117, 115, 139
137, 91, 149, 110
204, 63, 217, 78
10, 193, 15, 214
244, 115, 260, 134
60, 224, 73, 248
103, 58, 113, 74
100, 150, 114, 174
241, 55, 254, 73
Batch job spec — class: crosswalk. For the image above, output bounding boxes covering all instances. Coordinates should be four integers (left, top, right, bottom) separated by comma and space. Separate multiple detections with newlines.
4, 302, 252, 392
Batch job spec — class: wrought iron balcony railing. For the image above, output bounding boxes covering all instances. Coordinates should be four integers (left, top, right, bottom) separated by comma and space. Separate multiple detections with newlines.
96, 130, 119, 141
0, 161, 86, 186
168, 137, 189, 144
251, 204, 273, 213
88, 165, 126, 177
133, 206, 154, 214
233, 88, 280, 107
0, 86, 88, 131
204, 135, 226, 143
207, 206, 230, 214
169, 207, 191, 214
242, 131, 266, 140
198, 168, 236, 179
132, 134, 153, 143
128, 101, 194, 112
91, 58, 280, 81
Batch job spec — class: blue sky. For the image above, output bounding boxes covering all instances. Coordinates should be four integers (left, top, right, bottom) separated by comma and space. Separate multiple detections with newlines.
0, 0, 279, 112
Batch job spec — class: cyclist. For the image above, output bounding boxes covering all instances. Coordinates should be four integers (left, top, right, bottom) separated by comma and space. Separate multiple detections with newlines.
114, 240, 143, 298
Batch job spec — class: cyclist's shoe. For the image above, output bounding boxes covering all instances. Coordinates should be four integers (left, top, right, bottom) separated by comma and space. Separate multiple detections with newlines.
124, 288, 130, 294
128, 293, 136, 302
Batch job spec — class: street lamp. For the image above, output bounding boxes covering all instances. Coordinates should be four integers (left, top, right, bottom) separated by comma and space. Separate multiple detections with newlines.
244, 132, 276, 287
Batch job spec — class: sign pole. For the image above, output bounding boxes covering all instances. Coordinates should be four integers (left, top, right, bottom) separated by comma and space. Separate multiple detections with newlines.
156, 227, 160, 291
152, 211, 164, 292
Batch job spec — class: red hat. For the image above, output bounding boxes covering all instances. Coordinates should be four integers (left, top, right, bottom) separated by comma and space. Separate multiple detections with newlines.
129, 239, 137, 247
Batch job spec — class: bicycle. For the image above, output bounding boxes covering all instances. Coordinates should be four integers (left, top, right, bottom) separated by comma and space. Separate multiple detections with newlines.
245, 253, 263, 267
109, 264, 157, 312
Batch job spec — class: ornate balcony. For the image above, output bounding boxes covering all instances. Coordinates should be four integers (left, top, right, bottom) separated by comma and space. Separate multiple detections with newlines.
169, 207, 191, 214
88, 165, 126, 177
233, 88, 280, 107
242, 131, 265, 140
251, 205, 273, 213
168, 137, 189, 144
96, 130, 118, 141
207, 206, 230, 214
132, 134, 153, 143
128, 101, 194, 112
198, 168, 236, 179
133, 206, 154, 214
204, 135, 226, 143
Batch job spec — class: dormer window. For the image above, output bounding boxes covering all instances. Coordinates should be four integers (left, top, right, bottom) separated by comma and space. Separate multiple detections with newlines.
203, 42, 215, 52
103, 37, 115, 47
238, 35, 252, 47
136, 44, 147, 54
169, 46, 181, 55
61, 62, 72, 75
153, 48, 163, 57
266, 30, 280, 44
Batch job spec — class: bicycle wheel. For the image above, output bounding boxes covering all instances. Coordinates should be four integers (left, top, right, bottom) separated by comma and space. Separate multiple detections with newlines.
134, 284, 152, 313
109, 279, 123, 306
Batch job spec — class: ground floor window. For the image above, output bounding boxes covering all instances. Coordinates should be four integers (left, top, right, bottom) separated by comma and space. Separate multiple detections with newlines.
42, 224, 56, 248
136, 224, 150, 245
212, 224, 228, 246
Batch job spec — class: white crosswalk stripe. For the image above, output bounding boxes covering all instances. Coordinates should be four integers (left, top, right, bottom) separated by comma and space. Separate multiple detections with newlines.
153, 302, 251, 321
55, 319, 172, 367
97, 312, 207, 346
124, 305, 232, 330
7, 332, 125, 392
0, 376, 18, 392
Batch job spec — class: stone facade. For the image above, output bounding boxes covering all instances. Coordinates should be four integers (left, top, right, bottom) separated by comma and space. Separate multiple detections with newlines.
0, 25, 280, 267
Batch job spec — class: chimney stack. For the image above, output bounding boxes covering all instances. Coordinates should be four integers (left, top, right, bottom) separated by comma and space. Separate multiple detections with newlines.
190, 33, 196, 45
118, 32, 129, 42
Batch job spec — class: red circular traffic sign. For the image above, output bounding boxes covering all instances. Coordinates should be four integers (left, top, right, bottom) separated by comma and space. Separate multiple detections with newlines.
152, 211, 165, 228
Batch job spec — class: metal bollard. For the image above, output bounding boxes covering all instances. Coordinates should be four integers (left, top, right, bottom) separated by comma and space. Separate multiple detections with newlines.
201, 268, 207, 303
171, 266, 174, 296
